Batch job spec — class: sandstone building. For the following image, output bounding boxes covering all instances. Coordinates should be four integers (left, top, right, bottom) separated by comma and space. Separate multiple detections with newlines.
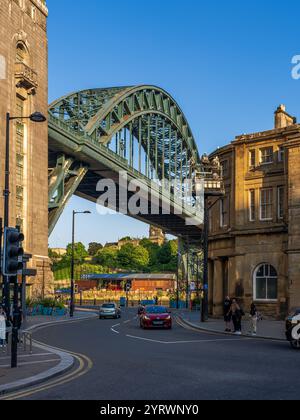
0, 0, 52, 296
208, 105, 300, 319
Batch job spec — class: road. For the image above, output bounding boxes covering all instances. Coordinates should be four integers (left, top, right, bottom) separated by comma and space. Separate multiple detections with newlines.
9, 309, 300, 400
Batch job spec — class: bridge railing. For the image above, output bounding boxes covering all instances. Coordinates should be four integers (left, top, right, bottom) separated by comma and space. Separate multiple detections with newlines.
49, 114, 203, 218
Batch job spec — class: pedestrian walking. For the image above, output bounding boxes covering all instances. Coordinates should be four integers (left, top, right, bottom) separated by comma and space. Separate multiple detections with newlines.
229, 299, 244, 335
223, 296, 232, 332
0, 308, 7, 350
249, 302, 258, 336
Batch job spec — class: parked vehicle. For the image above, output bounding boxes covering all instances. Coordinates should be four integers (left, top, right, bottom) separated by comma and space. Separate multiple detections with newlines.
140, 306, 172, 330
286, 309, 300, 350
99, 303, 121, 320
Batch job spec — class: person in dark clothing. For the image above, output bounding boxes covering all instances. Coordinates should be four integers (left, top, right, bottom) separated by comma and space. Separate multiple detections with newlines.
223, 296, 232, 332
229, 299, 244, 335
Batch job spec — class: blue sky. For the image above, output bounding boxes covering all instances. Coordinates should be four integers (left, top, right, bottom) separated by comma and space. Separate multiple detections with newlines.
48, 0, 300, 248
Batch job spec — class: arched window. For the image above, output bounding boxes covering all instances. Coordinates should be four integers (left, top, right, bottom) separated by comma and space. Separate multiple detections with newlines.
254, 264, 278, 301
16, 42, 28, 64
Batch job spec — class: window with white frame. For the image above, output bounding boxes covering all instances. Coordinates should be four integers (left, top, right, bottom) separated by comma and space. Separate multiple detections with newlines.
249, 190, 256, 221
254, 264, 278, 301
260, 147, 273, 165
260, 188, 273, 220
278, 186, 284, 220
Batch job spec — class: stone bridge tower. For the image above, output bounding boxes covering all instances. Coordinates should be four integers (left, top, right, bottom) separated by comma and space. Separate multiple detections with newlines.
0, 0, 53, 297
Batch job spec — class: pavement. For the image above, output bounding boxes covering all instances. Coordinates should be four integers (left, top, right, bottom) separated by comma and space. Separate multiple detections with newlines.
0, 310, 97, 396
176, 310, 286, 340
6, 308, 299, 401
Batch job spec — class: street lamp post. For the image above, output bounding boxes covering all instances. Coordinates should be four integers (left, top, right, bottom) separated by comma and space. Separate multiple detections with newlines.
2, 111, 46, 368
70, 210, 91, 318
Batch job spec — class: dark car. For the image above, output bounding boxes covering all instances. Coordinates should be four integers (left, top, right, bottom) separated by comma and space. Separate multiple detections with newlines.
286, 309, 300, 350
140, 306, 172, 330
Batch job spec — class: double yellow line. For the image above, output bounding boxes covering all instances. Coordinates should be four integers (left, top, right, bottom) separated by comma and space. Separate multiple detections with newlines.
0, 334, 93, 400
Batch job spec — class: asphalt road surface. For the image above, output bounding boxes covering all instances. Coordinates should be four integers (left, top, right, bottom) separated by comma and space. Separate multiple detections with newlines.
14, 309, 300, 400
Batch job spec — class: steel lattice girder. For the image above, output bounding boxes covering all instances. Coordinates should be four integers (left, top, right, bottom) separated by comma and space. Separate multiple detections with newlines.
48, 85, 212, 239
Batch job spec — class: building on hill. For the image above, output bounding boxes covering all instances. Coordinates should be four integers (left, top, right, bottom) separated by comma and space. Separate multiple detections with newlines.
149, 226, 166, 246
103, 225, 166, 249
208, 105, 300, 319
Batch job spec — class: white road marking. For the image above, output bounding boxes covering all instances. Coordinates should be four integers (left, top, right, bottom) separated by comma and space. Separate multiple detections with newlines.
0, 359, 60, 368
0, 352, 54, 360
111, 323, 121, 334
125, 334, 240, 345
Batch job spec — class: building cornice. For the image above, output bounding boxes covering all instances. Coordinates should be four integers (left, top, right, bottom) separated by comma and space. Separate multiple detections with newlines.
31, 0, 48, 17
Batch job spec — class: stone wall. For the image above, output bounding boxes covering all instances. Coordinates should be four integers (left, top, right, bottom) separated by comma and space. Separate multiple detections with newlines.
0, 0, 53, 296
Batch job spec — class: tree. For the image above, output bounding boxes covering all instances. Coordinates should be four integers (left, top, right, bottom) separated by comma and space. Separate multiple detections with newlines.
139, 239, 160, 267
88, 242, 103, 256
65, 242, 88, 265
117, 243, 135, 269
157, 240, 178, 267
117, 244, 150, 271
132, 246, 150, 270
94, 247, 118, 270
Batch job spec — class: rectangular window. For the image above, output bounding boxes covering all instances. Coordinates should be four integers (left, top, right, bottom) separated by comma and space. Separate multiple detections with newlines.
249, 150, 256, 168
249, 190, 256, 222
260, 188, 273, 221
278, 187, 284, 220
278, 146, 284, 163
221, 160, 229, 178
220, 197, 229, 228
260, 147, 273, 165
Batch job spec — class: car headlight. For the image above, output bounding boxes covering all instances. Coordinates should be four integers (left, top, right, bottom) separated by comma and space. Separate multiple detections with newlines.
166, 316, 171, 320
144, 316, 151, 321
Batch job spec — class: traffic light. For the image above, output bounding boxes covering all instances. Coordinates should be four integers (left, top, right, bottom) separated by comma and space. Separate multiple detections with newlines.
3, 227, 24, 277
125, 281, 132, 292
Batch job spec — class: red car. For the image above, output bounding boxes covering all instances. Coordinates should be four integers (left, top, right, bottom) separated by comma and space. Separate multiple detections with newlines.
140, 306, 172, 330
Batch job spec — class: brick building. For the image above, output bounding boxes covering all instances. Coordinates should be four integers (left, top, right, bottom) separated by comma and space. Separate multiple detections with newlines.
0, 0, 53, 296
208, 105, 300, 319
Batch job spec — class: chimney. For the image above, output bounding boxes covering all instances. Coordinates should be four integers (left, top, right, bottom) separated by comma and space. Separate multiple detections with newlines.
275, 105, 297, 129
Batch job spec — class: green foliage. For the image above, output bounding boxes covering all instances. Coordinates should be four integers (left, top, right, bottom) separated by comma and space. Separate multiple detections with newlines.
117, 244, 149, 271
88, 242, 103, 256
65, 242, 88, 263
93, 247, 118, 270
26, 297, 65, 310
48, 248, 59, 259
52, 239, 178, 276
139, 239, 160, 267
53, 263, 105, 281
80, 264, 105, 274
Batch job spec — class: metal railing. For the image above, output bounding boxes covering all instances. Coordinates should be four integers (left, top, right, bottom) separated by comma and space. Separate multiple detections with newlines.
3, 331, 33, 356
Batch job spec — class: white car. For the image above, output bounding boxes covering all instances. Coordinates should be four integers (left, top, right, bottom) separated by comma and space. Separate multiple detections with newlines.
99, 303, 121, 320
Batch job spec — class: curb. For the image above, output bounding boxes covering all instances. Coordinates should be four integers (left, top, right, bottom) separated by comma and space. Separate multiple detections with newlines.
23, 312, 98, 333
0, 312, 97, 397
176, 314, 286, 342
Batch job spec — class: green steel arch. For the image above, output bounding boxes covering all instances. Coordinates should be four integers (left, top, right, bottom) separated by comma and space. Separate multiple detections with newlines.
49, 85, 200, 183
